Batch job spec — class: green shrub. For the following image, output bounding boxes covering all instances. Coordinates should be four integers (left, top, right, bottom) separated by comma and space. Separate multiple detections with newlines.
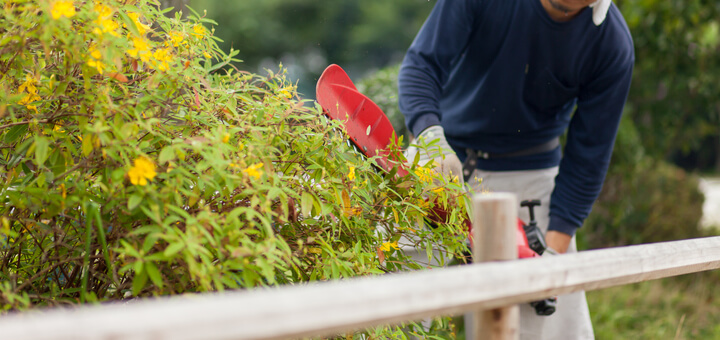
0, 1, 469, 327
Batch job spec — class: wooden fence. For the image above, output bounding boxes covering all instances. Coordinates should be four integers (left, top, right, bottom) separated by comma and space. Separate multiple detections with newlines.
2, 193, 720, 340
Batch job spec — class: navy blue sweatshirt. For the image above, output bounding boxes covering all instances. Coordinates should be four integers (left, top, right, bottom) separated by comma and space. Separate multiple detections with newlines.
398, 0, 634, 235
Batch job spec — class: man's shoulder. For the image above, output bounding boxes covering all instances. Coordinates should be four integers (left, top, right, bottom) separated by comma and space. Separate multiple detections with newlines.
601, 4, 635, 56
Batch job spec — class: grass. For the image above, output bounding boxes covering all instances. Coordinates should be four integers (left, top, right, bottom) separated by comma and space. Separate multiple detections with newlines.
588, 271, 720, 339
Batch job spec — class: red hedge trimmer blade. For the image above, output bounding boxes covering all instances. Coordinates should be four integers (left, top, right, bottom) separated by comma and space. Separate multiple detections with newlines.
316, 64, 408, 176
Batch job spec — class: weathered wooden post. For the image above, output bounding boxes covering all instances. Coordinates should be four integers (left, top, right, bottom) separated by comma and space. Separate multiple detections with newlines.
469, 192, 519, 340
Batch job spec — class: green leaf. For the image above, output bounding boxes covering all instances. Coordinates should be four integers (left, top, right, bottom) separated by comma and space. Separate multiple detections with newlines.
301, 192, 313, 217
312, 195, 322, 216
48, 149, 66, 176
120, 240, 142, 258
158, 146, 175, 164
128, 194, 143, 211
331, 261, 339, 279
4, 124, 28, 144
81, 133, 93, 156
34, 136, 49, 166
111, 168, 126, 181
145, 262, 164, 289
142, 234, 158, 253
164, 242, 185, 257
132, 266, 148, 296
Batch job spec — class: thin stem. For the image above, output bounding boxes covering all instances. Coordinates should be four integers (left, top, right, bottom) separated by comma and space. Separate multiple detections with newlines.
15, 255, 102, 292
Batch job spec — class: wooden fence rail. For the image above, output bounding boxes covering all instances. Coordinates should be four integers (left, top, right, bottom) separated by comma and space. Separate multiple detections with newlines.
2, 194, 720, 340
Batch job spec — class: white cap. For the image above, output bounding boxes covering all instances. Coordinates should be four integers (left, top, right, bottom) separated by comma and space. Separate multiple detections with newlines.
589, 0, 612, 26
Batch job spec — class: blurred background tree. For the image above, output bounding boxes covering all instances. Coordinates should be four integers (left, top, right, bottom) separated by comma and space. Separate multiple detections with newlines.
616, 0, 720, 172
188, 0, 433, 98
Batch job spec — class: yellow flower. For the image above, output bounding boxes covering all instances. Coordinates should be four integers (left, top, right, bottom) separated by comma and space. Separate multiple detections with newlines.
414, 167, 435, 184
127, 156, 157, 186
192, 24, 206, 38
87, 47, 105, 73
168, 31, 185, 47
340, 189, 362, 217
59, 183, 67, 199
17, 74, 41, 111
92, 3, 119, 37
50, 0, 75, 19
94, 18, 119, 37
87, 59, 105, 73
348, 166, 356, 181
416, 199, 430, 213
151, 48, 172, 71
243, 163, 263, 179
127, 36, 151, 62
222, 134, 230, 144
18, 93, 41, 106
127, 12, 150, 36
18, 73, 37, 94
380, 241, 399, 252
95, 3, 113, 18
279, 86, 294, 99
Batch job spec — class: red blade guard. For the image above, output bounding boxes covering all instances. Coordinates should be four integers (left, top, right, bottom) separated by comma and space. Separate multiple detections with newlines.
316, 64, 407, 176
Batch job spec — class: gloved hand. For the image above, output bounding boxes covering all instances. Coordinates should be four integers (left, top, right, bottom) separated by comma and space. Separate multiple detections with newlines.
405, 125, 463, 182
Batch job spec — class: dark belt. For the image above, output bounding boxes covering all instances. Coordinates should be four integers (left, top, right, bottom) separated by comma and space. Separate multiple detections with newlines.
461, 137, 560, 178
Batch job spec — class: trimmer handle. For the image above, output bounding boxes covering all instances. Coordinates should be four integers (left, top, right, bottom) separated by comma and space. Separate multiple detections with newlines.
520, 199, 557, 316
520, 200, 541, 224
520, 199, 547, 255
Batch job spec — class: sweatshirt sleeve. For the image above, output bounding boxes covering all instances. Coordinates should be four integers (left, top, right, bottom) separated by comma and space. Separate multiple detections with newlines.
398, 0, 479, 137
548, 37, 635, 236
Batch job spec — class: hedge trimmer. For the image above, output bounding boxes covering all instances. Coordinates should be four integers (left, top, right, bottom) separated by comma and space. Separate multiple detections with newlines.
315, 64, 555, 315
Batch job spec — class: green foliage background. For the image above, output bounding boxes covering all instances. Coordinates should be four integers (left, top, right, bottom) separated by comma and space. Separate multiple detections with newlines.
617, 0, 720, 170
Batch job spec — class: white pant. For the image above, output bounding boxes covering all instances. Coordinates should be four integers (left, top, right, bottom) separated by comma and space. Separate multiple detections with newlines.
467, 167, 595, 340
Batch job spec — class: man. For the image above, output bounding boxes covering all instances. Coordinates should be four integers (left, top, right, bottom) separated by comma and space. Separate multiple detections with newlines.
398, 0, 633, 339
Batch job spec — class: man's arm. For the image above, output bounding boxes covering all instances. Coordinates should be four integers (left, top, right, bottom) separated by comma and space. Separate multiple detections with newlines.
548, 35, 635, 245
398, 0, 480, 137
546, 231, 573, 253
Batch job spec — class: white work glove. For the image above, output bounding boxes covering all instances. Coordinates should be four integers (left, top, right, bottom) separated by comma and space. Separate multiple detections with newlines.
590, 0, 612, 26
405, 125, 463, 182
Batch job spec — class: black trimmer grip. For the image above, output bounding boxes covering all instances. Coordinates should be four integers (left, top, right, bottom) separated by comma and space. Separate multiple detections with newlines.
530, 297, 557, 316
